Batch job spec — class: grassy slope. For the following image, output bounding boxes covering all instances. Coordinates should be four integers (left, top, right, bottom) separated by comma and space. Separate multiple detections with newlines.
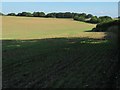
2, 16, 97, 39
2, 16, 118, 88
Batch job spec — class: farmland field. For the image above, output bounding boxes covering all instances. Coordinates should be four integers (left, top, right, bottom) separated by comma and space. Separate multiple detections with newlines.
3, 16, 98, 39
2, 16, 118, 88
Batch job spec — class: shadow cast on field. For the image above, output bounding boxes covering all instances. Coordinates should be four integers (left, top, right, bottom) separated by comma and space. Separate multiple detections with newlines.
2, 37, 118, 88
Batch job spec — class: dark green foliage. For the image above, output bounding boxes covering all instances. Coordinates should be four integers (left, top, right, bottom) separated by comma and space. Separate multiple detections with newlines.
33, 12, 45, 17
78, 16, 85, 21
45, 13, 56, 18
55, 13, 64, 18
64, 12, 72, 18
73, 15, 85, 22
46, 12, 72, 18
73, 13, 94, 22
24, 12, 33, 17
99, 16, 113, 23
73, 15, 79, 21
7, 13, 16, 16
79, 13, 86, 17
89, 16, 113, 24
89, 16, 99, 24
18, 12, 26, 16
4, 11, 113, 24
45, 12, 86, 19
92, 20, 119, 32
16, 12, 33, 17
71, 13, 77, 18
71, 13, 79, 18
86, 14, 93, 18
16, 13, 22, 16
55, 12, 72, 18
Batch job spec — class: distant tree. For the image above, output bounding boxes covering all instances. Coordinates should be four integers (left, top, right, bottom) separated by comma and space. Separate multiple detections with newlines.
33, 12, 39, 17
92, 20, 119, 32
5, 11, 114, 25
73, 15, 79, 21
46, 12, 72, 18
0, 12, 4, 16
22, 12, 33, 17
73, 15, 85, 22
7, 13, 16, 16
78, 16, 85, 21
86, 14, 93, 18
79, 13, 87, 18
21, 12, 28, 16
72, 13, 79, 18
33, 12, 45, 17
89, 16, 99, 24
26, 12, 33, 17
56, 13, 64, 18
64, 12, 72, 18
16, 13, 22, 16
16, 12, 33, 17
45, 13, 56, 18
98, 16, 112, 23
39, 12, 45, 17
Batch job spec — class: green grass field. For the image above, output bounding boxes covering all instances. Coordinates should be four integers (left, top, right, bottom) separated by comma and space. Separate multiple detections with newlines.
2, 16, 118, 88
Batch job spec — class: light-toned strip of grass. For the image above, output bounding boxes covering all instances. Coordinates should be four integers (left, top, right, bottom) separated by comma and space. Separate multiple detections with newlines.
1, 32, 106, 40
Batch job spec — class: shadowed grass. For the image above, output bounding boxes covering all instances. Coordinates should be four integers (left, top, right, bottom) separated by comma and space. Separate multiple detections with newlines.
2, 37, 118, 88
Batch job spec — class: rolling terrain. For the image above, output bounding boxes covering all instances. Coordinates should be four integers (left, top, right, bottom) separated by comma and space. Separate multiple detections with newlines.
2, 16, 118, 88
2, 16, 100, 39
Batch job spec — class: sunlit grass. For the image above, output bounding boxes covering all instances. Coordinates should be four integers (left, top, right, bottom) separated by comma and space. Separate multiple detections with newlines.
2, 16, 96, 39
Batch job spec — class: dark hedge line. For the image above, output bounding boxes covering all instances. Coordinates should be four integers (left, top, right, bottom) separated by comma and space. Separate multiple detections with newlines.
5, 12, 114, 24
92, 20, 120, 32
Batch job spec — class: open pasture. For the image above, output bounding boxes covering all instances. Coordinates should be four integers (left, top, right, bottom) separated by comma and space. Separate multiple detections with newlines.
2, 16, 118, 88
2, 16, 98, 39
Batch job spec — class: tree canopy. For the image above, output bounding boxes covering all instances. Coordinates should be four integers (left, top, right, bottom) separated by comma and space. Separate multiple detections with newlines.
16, 12, 33, 17
92, 20, 119, 32
6, 11, 113, 24
33, 12, 45, 17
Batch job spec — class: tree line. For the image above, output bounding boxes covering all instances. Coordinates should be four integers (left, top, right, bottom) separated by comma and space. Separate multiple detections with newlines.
1, 12, 115, 24
92, 19, 120, 32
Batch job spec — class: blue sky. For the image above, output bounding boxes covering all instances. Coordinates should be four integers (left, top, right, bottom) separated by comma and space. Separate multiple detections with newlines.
2, 2, 118, 17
